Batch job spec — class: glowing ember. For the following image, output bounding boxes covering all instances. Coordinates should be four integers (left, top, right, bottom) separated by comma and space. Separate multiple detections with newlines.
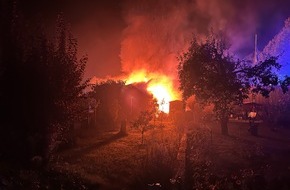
125, 70, 180, 113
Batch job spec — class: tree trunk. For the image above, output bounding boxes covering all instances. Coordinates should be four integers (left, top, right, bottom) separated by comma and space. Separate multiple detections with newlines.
220, 117, 228, 135
119, 120, 127, 135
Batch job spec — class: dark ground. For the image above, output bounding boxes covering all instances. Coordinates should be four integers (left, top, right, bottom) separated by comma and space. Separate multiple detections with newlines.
1, 121, 290, 189
185, 121, 290, 189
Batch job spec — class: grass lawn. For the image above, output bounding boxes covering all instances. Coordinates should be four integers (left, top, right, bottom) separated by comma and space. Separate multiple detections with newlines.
186, 121, 290, 189
51, 122, 181, 189
3, 121, 289, 189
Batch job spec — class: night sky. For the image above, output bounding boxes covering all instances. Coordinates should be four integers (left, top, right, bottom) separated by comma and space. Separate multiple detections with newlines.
18, 0, 290, 79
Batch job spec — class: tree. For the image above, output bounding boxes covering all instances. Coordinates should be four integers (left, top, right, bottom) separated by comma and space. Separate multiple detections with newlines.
0, 4, 87, 164
44, 14, 88, 152
91, 80, 159, 131
132, 110, 154, 144
178, 34, 290, 135
92, 80, 125, 129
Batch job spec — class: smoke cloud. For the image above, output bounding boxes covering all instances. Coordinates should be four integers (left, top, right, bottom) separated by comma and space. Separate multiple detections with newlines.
120, 0, 192, 76
120, 0, 290, 71
119, 0, 265, 89
18, 0, 290, 79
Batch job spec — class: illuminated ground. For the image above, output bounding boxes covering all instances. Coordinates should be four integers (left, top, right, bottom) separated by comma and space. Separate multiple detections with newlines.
3, 121, 289, 189
51, 122, 180, 189
49, 121, 290, 189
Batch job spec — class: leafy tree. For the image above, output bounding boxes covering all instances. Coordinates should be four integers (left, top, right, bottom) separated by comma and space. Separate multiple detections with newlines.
92, 80, 125, 129
91, 80, 159, 131
132, 110, 154, 144
44, 15, 88, 152
257, 89, 290, 128
178, 35, 290, 135
0, 3, 87, 164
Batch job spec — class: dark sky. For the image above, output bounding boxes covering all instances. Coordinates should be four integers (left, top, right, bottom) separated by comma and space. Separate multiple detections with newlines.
18, 0, 290, 79
19, 0, 125, 79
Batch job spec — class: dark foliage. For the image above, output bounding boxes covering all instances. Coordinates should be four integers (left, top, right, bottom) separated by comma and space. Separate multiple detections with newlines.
90, 80, 158, 131
0, 167, 101, 190
91, 80, 125, 129
0, 2, 87, 165
132, 110, 154, 144
178, 34, 290, 135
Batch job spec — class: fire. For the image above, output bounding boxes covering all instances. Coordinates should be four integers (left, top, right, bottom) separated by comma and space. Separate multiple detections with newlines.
147, 85, 171, 113
125, 70, 180, 113
125, 70, 149, 84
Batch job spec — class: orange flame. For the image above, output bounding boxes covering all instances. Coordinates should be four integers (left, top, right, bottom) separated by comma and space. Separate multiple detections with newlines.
125, 70, 180, 113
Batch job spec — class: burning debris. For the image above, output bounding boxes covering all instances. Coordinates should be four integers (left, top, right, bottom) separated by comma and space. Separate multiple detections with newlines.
125, 70, 180, 113
89, 70, 181, 113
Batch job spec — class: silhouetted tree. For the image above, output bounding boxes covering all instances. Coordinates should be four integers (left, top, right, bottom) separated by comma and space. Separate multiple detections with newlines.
0, 2, 87, 165
178, 34, 290, 135
92, 80, 125, 129
91, 80, 159, 132
132, 110, 154, 144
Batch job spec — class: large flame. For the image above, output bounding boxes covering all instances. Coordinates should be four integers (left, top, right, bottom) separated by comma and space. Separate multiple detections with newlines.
125, 70, 180, 113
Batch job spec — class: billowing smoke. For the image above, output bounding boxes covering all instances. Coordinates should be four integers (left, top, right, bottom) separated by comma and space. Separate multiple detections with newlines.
119, 0, 262, 87
120, 0, 193, 77
261, 18, 290, 77
120, 0, 289, 74
83, 0, 290, 111
22, 0, 289, 81
194, 0, 258, 54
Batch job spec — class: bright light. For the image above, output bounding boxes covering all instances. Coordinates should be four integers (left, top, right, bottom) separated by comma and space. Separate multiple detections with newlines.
125, 70, 149, 85
147, 85, 171, 113
125, 70, 180, 113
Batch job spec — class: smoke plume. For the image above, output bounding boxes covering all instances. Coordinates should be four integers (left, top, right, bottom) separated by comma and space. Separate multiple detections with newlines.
119, 0, 263, 87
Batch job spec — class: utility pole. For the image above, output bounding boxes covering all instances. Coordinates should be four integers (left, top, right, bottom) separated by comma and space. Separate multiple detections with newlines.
253, 34, 258, 65
130, 97, 132, 115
